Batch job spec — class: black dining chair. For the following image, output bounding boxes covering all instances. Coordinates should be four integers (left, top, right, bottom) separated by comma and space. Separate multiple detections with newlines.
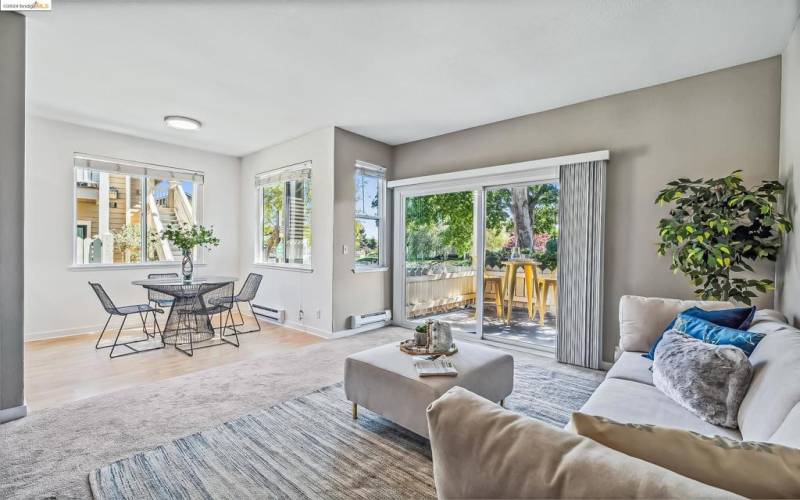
173, 281, 240, 357
142, 272, 178, 337
228, 273, 263, 334
89, 282, 165, 358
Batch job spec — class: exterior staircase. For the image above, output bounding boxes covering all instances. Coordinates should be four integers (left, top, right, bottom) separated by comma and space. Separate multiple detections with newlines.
157, 206, 182, 256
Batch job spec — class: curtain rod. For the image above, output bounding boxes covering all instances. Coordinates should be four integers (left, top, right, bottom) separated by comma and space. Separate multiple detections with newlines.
387, 150, 609, 189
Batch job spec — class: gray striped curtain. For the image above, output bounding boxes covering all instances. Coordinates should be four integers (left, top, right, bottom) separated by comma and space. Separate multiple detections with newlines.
556, 160, 606, 369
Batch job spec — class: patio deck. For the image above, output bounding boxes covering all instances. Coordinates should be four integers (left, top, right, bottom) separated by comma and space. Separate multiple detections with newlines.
416, 304, 556, 352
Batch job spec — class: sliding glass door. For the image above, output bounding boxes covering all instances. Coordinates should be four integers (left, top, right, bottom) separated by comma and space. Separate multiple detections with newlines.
482, 182, 559, 352
403, 190, 479, 335
394, 172, 560, 353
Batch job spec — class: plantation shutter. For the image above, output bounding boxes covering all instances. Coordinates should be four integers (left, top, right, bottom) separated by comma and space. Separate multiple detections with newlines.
556, 160, 606, 369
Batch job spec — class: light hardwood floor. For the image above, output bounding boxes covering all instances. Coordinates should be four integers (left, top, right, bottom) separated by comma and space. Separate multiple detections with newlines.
24, 315, 323, 412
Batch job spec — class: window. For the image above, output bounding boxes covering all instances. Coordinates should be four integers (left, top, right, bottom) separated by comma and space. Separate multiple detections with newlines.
73, 155, 203, 266
354, 161, 386, 269
256, 162, 312, 267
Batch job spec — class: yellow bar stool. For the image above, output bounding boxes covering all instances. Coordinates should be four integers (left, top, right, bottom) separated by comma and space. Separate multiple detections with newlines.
501, 260, 540, 323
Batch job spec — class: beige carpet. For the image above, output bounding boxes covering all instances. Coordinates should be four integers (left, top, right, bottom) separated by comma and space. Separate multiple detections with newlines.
0, 327, 597, 499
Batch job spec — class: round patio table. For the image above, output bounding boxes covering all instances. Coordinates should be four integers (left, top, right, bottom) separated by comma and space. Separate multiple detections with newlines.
131, 275, 238, 345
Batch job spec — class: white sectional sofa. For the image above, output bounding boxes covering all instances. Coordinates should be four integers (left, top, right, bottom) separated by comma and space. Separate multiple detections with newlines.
587, 295, 800, 446
426, 295, 800, 498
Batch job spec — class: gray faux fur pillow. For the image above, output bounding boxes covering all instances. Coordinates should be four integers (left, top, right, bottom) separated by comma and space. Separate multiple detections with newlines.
653, 330, 753, 428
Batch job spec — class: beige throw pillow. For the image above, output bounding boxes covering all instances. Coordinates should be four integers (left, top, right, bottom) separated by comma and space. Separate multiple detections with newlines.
572, 412, 800, 499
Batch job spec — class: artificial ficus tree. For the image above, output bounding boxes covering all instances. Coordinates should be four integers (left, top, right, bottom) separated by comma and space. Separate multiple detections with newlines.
655, 170, 792, 304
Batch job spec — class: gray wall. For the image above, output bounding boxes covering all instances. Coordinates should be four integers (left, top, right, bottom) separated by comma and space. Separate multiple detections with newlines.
392, 57, 782, 362
0, 12, 26, 419
332, 128, 393, 332
778, 19, 800, 326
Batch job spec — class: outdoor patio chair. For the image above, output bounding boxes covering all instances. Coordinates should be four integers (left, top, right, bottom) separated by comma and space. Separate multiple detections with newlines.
89, 282, 165, 358
228, 273, 263, 334
142, 272, 178, 337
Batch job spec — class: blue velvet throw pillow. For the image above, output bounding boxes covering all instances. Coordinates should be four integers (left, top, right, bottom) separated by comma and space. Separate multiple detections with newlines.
644, 306, 756, 360
668, 313, 765, 357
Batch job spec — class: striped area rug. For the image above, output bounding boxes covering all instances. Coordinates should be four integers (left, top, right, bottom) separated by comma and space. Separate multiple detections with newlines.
89, 362, 603, 499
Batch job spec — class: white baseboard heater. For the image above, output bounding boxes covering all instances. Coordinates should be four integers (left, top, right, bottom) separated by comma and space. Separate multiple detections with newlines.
252, 304, 286, 324
351, 310, 392, 329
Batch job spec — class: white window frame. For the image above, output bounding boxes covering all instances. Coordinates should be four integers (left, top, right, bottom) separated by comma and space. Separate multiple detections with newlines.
254, 161, 313, 272
70, 153, 204, 269
389, 150, 608, 340
353, 161, 388, 272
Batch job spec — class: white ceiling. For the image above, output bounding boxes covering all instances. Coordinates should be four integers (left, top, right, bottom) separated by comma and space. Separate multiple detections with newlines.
25, 0, 800, 157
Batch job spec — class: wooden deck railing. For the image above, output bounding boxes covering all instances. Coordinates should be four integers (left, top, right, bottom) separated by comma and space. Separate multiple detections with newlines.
406, 269, 555, 318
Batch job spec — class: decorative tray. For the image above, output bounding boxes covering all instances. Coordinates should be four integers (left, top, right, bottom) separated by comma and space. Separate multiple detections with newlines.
399, 338, 458, 356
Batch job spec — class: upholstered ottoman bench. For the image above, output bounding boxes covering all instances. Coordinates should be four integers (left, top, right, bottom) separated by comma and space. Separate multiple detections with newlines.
344, 341, 514, 437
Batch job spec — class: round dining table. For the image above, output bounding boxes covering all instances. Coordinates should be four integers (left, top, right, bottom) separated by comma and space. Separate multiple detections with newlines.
131, 275, 239, 345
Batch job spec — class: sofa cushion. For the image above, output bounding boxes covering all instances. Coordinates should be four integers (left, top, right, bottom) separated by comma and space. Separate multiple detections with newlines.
737, 329, 800, 441
427, 387, 738, 499
769, 402, 800, 448
572, 412, 800, 499
644, 306, 756, 360
619, 295, 734, 353
577, 378, 741, 439
653, 331, 753, 428
606, 351, 654, 386
749, 309, 789, 330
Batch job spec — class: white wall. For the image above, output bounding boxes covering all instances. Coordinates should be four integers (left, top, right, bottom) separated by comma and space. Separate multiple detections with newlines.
239, 127, 336, 337
25, 117, 241, 339
777, 17, 800, 326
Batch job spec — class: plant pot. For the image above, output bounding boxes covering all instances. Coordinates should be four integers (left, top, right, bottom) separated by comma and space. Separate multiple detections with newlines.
182, 250, 194, 283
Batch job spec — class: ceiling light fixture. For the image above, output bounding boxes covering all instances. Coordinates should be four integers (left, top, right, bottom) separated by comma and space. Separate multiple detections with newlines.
164, 115, 202, 130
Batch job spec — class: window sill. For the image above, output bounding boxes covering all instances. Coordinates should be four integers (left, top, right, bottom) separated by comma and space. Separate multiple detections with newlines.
352, 266, 390, 274
252, 262, 314, 273
68, 262, 207, 271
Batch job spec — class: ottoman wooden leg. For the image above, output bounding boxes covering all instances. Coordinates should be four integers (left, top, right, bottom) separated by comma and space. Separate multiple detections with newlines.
352, 402, 358, 419
500, 399, 505, 407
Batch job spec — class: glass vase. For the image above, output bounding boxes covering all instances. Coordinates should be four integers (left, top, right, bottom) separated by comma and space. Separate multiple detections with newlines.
181, 250, 194, 283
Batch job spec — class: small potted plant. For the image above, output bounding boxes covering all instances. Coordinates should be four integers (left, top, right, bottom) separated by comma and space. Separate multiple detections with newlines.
415, 321, 430, 347
160, 224, 220, 282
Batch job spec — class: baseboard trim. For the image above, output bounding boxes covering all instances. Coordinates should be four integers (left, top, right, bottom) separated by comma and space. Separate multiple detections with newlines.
330, 321, 389, 339
26, 315, 391, 343
0, 403, 27, 424
26, 322, 109, 342
265, 319, 333, 339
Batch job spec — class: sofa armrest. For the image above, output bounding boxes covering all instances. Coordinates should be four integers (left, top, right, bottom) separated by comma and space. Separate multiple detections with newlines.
426, 387, 738, 499
618, 295, 734, 353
